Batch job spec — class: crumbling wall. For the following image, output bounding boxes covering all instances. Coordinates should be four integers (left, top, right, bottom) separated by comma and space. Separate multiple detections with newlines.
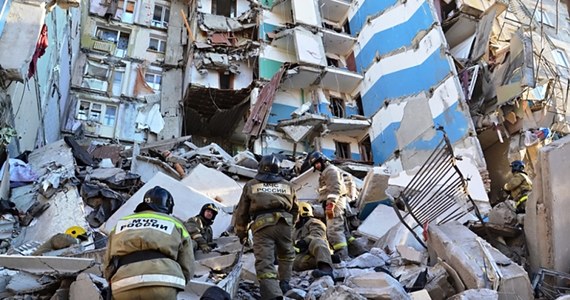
525, 134, 570, 274
348, 0, 485, 172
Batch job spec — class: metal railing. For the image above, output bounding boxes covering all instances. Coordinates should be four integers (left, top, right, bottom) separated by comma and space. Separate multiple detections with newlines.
392, 128, 485, 248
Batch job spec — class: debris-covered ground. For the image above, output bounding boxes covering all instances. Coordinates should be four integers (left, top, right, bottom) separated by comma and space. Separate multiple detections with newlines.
0, 135, 569, 300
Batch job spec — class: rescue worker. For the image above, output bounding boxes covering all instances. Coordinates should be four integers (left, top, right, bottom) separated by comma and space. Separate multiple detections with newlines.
234, 155, 298, 300
184, 203, 219, 253
32, 226, 89, 255
103, 186, 194, 300
293, 202, 334, 280
503, 160, 533, 213
308, 151, 352, 260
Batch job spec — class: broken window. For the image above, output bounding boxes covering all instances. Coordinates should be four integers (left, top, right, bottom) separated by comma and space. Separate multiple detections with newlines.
335, 141, 351, 160
535, 10, 553, 26
326, 57, 340, 68
152, 4, 170, 28
148, 37, 166, 53
552, 49, 570, 77
112, 69, 124, 96
76, 100, 117, 127
330, 96, 345, 118
118, 0, 136, 23
359, 136, 372, 162
145, 73, 162, 91
212, 0, 236, 18
354, 94, 364, 115
82, 61, 110, 92
219, 72, 233, 89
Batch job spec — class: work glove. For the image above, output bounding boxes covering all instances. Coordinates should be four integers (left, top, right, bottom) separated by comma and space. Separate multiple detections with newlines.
294, 239, 308, 253
325, 202, 336, 219
236, 231, 248, 244
199, 243, 212, 253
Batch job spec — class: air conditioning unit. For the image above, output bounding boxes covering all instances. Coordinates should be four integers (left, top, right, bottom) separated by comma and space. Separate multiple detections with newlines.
93, 40, 113, 53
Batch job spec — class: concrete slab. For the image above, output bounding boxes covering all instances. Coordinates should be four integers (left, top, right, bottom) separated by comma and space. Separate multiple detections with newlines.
27, 139, 74, 177
240, 252, 257, 283
69, 273, 105, 300
6, 271, 56, 294
397, 245, 426, 265
428, 222, 532, 300
12, 184, 89, 247
346, 272, 411, 300
182, 164, 243, 207
357, 204, 402, 240
447, 289, 498, 300
102, 172, 232, 239
355, 167, 391, 219
0, 255, 99, 276
525, 135, 570, 274
410, 290, 432, 300
198, 253, 237, 271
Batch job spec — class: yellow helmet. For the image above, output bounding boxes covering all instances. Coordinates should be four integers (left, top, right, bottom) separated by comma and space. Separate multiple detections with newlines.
298, 202, 313, 218
65, 226, 87, 239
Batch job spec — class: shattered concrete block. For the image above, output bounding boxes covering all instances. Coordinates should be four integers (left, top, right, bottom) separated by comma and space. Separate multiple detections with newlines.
391, 265, 426, 290
285, 288, 307, 300
198, 253, 237, 271
355, 167, 391, 219
424, 263, 456, 300
6, 271, 57, 294
334, 268, 375, 280
182, 164, 243, 207
233, 151, 258, 169
428, 222, 533, 300
410, 289, 432, 300
240, 253, 257, 283
347, 252, 386, 269
70, 273, 105, 300
397, 245, 425, 265
305, 276, 335, 299
320, 285, 367, 300
488, 201, 518, 226
346, 272, 411, 300
447, 288, 498, 300
0, 255, 100, 276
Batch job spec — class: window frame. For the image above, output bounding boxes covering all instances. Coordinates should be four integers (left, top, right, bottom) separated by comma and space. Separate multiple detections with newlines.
535, 10, 553, 26
211, 0, 237, 18
334, 140, 352, 160
145, 72, 162, 91
152, 4, 170, 28
76, 100, 118, 127
148, 37, 167, 53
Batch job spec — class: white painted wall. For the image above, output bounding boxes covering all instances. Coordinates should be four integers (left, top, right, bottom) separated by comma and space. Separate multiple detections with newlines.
294, 29, 327, 66
254, 129, 297, 155
274, 89, 303, 107
188, 61, 253, 89
261, 44, 297, 63
262, 3, 292, 26
130, 27, 168, 62
291, 0, 321, 27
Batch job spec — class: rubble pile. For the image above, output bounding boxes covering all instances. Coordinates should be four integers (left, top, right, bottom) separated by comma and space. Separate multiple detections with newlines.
0, 133, 568, 299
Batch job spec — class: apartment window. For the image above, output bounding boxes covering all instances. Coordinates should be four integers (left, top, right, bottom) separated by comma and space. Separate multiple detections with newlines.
95, 27, 130, 57
326, 57, 340, 68
359, 136, 372, 162
212, 0, 236, 18
219, 72, 232, 89
335, 141, 351, 160
77, 100, 118, 126
118, 0, 136, 23
330, 96, 345, 118
82, 61, 110, 92
112, 70, 124, 96
152, 5, 170, 28
148, 37, 166, 53
535, 10, 553, 26
145, 73, 162, 91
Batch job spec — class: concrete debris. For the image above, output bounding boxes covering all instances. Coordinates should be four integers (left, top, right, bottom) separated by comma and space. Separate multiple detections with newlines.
320, 285, 367, 300
409, 289, 432, 300
305, 276, 335, 299
447, 288, 499, 300
69, 273, 106, 300
346, 272, 411, 300
285, 288, 307, 300
424, 262, 457, 300
182, 164, 243, 207
347, 252, 387, 269
6, 272, 57, 294
428, 222, 533, 300
397, 245, 426, 265
488, 201, 518, 226
355, 167, 391, 220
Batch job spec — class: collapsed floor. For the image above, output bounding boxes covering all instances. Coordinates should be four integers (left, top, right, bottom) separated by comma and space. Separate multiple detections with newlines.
0, 136, 569, 300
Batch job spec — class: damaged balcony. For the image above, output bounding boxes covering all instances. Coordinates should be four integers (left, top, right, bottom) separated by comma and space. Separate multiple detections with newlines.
276, 113, 370, 143
272, 0, 322, 28
318, 0, 351, 24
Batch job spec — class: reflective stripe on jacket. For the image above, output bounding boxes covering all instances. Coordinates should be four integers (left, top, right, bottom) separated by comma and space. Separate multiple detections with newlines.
103, 211, 194, 293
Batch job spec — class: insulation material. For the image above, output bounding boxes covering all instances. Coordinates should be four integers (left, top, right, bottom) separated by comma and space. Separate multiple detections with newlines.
136, 103, 165, 134
134, 64, 155, 97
